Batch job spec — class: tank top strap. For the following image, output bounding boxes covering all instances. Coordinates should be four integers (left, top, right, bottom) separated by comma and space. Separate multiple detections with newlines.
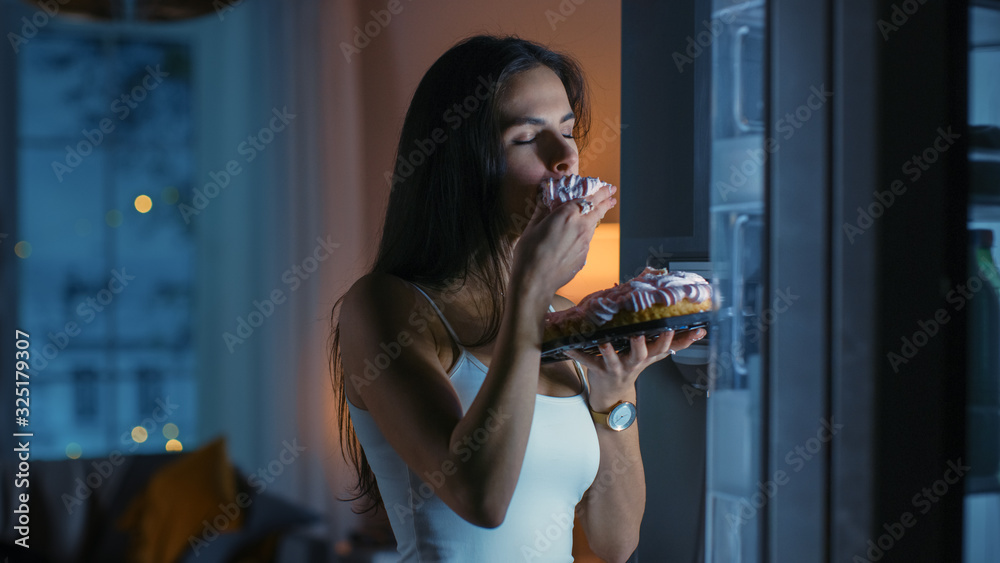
408, 281, 463, 345
548, 304, 590, 395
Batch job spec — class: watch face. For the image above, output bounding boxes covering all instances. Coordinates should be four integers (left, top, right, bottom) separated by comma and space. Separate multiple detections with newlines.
608, 402, 637, 431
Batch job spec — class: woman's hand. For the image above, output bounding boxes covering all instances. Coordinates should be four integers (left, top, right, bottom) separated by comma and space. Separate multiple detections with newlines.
510, 183, 617, 296
565, 327, 706, 410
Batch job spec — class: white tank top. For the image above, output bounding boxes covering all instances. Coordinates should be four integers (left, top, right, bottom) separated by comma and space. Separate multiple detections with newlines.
347, 282, 601, 562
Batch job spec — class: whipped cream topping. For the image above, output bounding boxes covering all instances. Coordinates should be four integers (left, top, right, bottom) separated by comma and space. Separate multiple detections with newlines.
545, 267, 712, 329
540, 174, 611, 212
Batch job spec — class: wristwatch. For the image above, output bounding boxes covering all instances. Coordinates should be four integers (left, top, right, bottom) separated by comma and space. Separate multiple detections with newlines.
590, 401, 637, 431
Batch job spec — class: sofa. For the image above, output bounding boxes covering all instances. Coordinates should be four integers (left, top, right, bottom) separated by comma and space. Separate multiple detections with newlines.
0, 437, 327, 563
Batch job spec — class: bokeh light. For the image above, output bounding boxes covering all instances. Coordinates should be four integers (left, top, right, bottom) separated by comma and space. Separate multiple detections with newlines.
14, 241, 32, 259
166, 439, 183, 452
65, 442, 82, 459
162, 423, 179, 440
106, 209, 123, 227
131, 426, 148, 443
134, 195, 153, 213
162, 186, 180, 204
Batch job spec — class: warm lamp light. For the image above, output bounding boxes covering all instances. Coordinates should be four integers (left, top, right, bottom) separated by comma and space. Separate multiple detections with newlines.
134, 195, 153, 213
131, 426, 148, 443
14, 241, 32, 259
557, 223, 620, 304
66, 442, 82, 459
162, 423, 179, 439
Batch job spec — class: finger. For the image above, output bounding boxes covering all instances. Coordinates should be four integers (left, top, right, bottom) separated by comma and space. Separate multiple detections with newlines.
645, 329, 676, 357
574, 198, 596, 216
564, 348, 604, 373
589, 182, 617, 203
624, 334, 650, 367
525, 192, 551, 228
593, 195, 617, 221
667, 328, 707, 352
581, 185, 617, 212
596, 341, 623, 371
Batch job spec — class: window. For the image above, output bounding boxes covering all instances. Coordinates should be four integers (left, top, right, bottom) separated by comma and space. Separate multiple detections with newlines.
17, 29, 196, 459
72, 368, 98, 422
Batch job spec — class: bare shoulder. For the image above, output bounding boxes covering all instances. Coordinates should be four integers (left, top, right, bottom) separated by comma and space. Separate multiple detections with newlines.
341, 272, 419, 321
339, 272, 444, 407
340, 272, 439, 348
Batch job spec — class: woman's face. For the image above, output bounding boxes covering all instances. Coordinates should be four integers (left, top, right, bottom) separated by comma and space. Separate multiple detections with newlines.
498, 65, 580, 232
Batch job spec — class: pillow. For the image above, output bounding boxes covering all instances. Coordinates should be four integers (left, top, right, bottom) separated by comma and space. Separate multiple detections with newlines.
178, 485, 319, 563
118, 437, 244, 563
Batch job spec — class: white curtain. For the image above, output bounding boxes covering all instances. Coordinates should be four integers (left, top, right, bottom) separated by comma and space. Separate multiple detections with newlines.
192, 0, 374, 546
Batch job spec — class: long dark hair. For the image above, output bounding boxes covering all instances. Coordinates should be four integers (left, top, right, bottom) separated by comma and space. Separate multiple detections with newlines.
330, 35, 591, 513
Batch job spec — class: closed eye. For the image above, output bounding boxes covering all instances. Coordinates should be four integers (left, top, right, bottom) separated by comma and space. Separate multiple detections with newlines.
512, 133, 576, 145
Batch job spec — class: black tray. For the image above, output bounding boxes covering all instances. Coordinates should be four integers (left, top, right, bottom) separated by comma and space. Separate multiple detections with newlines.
540, 312, 712, 364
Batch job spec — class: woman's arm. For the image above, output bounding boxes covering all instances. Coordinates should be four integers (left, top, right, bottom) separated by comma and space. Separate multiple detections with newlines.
341, 190, 615, 527
569, 330, 705, 562
341, 271, 550, 527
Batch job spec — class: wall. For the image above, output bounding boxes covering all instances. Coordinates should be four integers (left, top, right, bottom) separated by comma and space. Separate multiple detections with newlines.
344, 0, 623, 245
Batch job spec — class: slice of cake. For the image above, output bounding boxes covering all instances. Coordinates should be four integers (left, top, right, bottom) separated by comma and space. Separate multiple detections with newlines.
541, 174, 612, 213
544, 267, 713, 342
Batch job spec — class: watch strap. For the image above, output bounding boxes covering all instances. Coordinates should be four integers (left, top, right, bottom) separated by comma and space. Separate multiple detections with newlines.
590, 409, 610, 426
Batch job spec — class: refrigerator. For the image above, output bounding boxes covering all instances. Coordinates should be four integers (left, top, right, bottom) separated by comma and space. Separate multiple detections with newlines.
625, 0, 998, 560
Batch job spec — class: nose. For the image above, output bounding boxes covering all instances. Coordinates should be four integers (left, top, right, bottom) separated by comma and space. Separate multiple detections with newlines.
546, 133, 579, 175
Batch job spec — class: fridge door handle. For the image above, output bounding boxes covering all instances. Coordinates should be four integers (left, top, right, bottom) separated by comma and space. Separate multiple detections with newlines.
733, 25, 754, 133
732, 213, 751, 378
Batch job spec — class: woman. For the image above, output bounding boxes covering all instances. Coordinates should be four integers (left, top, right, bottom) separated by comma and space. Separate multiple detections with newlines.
330, 35, 704, 562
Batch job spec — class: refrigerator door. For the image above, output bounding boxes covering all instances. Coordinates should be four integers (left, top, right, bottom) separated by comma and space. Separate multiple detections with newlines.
705, 1, 767, 561
703, 0, 970, 561
965, 3, 1000, 561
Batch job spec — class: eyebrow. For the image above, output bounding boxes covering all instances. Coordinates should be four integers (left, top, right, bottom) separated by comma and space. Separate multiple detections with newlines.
504, 111, 576, 129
